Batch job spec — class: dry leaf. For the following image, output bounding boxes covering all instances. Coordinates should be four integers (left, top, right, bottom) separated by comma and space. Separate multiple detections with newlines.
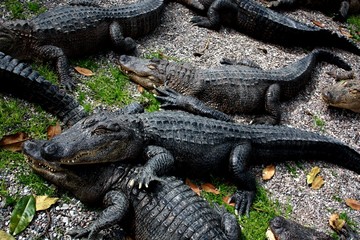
47, 122, 61, 140
201, 183, 220, 194
223, 196, 235, 207
185, 178, 201, 196
0, 132, 28, 152
345, 198, 360, 210
312, 20, 325, 28
307, 166, 321, 185
265, 228, 276, 240
74, 66, 95, 76
262, 164, 275, 180
35, 195, 59, 211
137, 85, 144, 93
339, 27, 352, 38
329, 213, 345, 231
311, 175, 324, 190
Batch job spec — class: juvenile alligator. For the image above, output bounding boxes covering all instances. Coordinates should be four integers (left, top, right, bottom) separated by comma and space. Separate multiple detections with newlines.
0, 0, 165, 90
267, 216, 359, 240
119, 49, 352, 124
267, 0, 360, 22
176, 0, 360, 55
23, 143, 241, 240
30, 109, 360, 216
321, 73, 360, 113
0, 51, 87, 126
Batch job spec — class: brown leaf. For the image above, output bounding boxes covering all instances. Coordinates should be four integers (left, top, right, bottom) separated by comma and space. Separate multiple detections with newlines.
137, 85, 144, 93
0, 132, 28, 152
345, 198, 360, 210
307, 166, 321, 185
201, 183, 220, 194
339, 27, 352, 38
185, 178, 201, 196
262, 164, 276, 180
312, 20, 325, 28
223, 196, 235, 207
74, 66, 95, 77
329, 213, 345, 231
311, 175, 324, 190
47, 122, 61, 140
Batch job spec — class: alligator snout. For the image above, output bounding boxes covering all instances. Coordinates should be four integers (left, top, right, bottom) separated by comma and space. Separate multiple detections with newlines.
119, 55, 131, 64
40, 142, 63, 161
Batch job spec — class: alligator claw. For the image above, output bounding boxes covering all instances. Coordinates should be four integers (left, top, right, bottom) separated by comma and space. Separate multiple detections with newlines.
132, 167, 165, 189
155, 87, 180, 108
67, 227, 96, 240
228, 190, 255, 217
60, 78, 77, 91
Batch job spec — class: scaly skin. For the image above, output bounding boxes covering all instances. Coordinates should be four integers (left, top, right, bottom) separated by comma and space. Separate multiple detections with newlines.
23, 144, 241, 240
267, 0, 360, 22
27, 109, 360, 216
0, 0, 165, 90
322, 76, 360, 113
0, 51, 87, 126
267, 216, 359, 240
119, 49, 351, 124
177, 0, 360, 55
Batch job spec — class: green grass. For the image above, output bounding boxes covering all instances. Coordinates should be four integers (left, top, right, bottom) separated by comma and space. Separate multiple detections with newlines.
4, 0, 46, 19
347, 15, 360, 41
313, 115, 326, 132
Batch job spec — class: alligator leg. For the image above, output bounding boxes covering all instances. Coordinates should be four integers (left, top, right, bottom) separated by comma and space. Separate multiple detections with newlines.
109, 22, 137, 54
334, 1, 350, 21
35, 45, 76, 91
131, 145, 176, 188
191, 0, 238, 30
67, 190, 130, 240
213, 204, 241, 239
156, 87, 233, 122
228, 143, 256, 216
251, 84, 281, 125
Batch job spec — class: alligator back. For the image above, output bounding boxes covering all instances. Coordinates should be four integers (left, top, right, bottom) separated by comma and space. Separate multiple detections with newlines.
0, 52, 87, 125
121, 172, 238, 239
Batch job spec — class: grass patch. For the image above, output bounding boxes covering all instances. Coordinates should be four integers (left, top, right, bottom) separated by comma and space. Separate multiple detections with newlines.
347, 15, 360, 41
31, 63, 59, 85
4, 0, 46, 19
18, 172, 56, 196
140, 90, 160, 112
313, 115, 325, 132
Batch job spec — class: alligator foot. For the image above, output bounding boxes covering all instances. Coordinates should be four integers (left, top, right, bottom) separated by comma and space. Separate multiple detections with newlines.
130, 166, 166, 189
60, 77, 77, 91
228, 190, 255, 216
191, 16, 220, 30
67, 227, 96, 240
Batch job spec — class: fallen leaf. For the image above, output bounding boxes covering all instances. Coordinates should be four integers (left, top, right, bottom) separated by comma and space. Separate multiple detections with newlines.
201, 183, 220, 194
223, 196, 235, 207
311, 175, 324, 190
265, 228, 276, 240
262, 164, 276, 180
137, 85, 144, 93
9, 195, 36, 236
339, 27, 352, 38
307, 166, 321, 185
0, 132, 28, 152
0, 230, 15, 240
47, 122, 61, 140
74, 66, 94, 77
312, 20, 325, 28
345, 198, 360, 210
185, 178, 201, 196
35, 196, 59, 211
329, 213, 345, 231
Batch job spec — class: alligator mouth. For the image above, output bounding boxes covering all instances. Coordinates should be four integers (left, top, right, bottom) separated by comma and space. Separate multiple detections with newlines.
26, 155, 63, 173
119, 65, 163, 90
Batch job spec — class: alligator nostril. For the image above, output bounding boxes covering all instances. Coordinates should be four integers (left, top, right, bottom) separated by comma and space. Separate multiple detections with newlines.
119, 55, 129, 62
41, 142, 59, 160
23, 140, 36, 153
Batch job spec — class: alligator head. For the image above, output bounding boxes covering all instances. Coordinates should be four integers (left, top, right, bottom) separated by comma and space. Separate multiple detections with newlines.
322, 80, 360, 113
267, 216, 333, 240
24, 111, 144, 165
23, 139, 124, 205
0, 20, 32, 60
119, 55, 166, 91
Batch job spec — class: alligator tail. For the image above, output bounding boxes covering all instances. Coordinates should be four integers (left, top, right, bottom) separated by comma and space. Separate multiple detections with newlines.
312, 48, 352, 71
319, 29, 360, 56
0, 52, 87, 126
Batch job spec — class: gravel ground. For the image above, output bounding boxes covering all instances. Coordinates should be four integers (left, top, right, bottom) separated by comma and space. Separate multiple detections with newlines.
1, 0, 360, 239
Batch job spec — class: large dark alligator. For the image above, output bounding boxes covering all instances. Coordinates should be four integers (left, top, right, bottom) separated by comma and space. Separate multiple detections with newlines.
29, 109, 360, 216
119, 49, 352, 124
176, 0, 360, 55
267, 216, 359, 240
0, 0, 165, 90
267, 0, 360, 22
23, 143, 241, 240
0, 51, 87, 126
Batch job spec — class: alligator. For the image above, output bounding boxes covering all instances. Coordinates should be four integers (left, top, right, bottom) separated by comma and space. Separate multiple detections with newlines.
267, 0, 360, 22
0, 51, 87, 126
0, 0, 165, 90
175, 0, 360, 56
28, 109, 360, 216
321, 72, 360, 113
23, 143, 241, 240
267, 216, 359, 240
119, 49, 352, 124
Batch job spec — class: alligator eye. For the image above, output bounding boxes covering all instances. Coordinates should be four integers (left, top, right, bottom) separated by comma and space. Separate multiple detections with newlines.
150, 58, 160, 64
92, 124, 120, 135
